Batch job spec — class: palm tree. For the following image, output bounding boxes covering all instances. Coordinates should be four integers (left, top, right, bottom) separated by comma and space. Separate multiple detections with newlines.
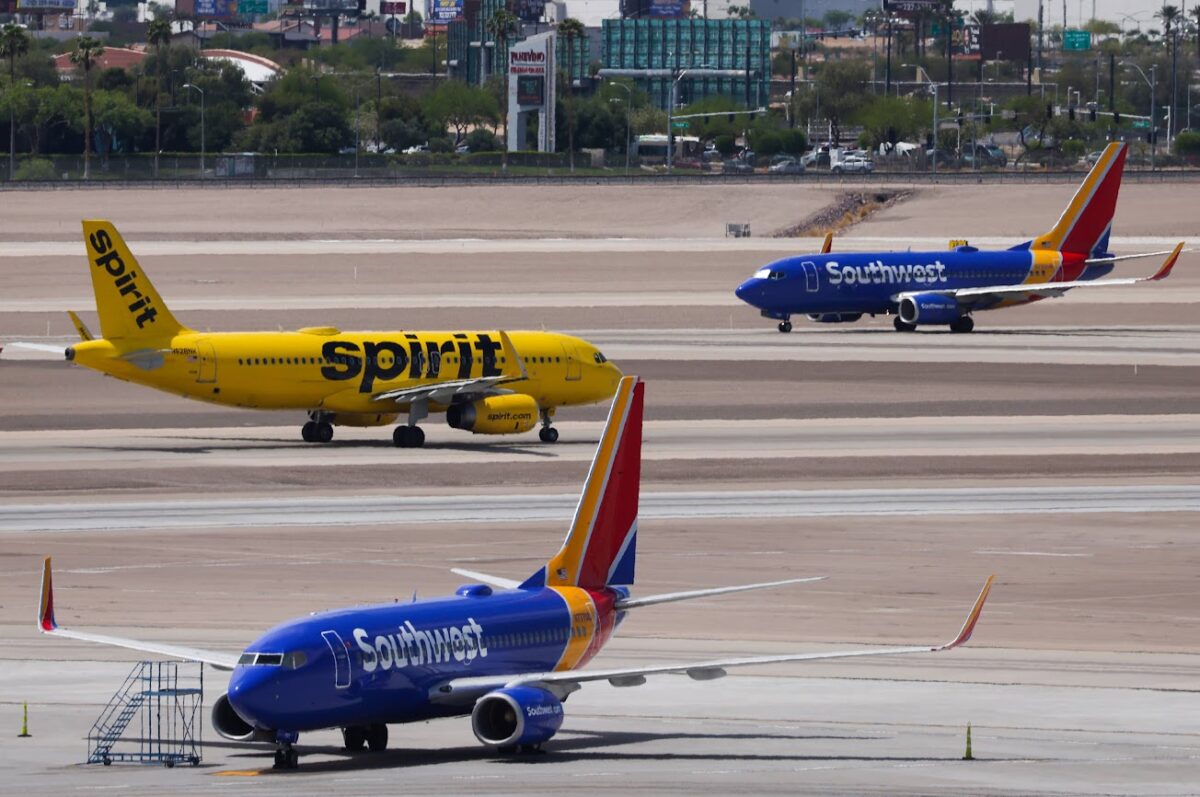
70, 36, 105, 180
484, 7, 518, 153
556, 17, 584, 170
1157, 5, 1180, 41
147, 16, 172, 178
2, 24, 31, 179
1192, 5, 1200, 58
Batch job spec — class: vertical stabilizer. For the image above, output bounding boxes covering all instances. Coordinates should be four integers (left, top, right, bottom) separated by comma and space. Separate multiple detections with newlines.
81, 220, 184, 343
523, 375, 643, 590
1032, 142, 1127, 256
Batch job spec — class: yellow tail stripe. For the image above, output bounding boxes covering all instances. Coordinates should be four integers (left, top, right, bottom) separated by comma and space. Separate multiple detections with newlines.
1034, 143, 1121, 252
550, 587, 597, 671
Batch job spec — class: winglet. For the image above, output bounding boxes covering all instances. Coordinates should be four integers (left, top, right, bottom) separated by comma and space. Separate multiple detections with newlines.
1147, 242, 1184, 282
498, 331, 528, 381
67, 311, 94, 341
820, 232, 833, 254
936, 575, 994, 651
39, 557, 57, 632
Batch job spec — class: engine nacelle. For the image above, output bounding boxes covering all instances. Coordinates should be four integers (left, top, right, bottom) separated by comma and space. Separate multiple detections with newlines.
212, 693, 275, 743
446, 395, 539, 435
807, 312, 863, 323
899, 293, 961, 325
471, 686, 564, 747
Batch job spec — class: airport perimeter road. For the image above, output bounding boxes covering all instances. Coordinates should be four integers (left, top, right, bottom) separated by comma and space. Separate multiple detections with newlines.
2, 485, 1199, 533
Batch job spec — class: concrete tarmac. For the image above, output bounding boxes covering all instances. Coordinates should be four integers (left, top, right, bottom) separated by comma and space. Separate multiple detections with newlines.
1, 183, 1198, 794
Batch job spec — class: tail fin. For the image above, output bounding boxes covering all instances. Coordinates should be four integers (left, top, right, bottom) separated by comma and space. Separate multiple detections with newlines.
81, 220, 184, 343
1033, 142, 1126, 257
523, 375, 643, 590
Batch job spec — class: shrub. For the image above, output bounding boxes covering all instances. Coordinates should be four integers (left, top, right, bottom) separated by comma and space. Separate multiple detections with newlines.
15, 158, 58, 181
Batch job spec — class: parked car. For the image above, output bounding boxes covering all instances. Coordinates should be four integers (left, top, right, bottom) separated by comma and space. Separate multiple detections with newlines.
960, 143, 1007, 168
801, 148, 831, 169
831, 155, 874, 174
768, 158, 806, 174
722, 159, 755, 174
402, 143, 430, 154
925, 148, 961, 168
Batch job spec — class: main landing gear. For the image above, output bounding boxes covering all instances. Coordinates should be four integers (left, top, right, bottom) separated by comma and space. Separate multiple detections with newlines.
893, 317, 917, 333
777, 319, 793, 333
949, 315, 975, 334
342, 724, 388, 753
301, 412, 334, 443
538, 409, 559, 443
393, 425, 425, 448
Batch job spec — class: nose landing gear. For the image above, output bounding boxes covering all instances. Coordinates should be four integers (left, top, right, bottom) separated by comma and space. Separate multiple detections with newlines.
301, 413, 334, 443
538, 409, 559, 443
777, 319, 793, 333
272, 731, 300, 769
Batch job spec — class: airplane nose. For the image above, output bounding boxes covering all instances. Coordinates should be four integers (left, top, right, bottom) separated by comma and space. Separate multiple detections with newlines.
228, 665, 279, 727
735, 279, 759, 306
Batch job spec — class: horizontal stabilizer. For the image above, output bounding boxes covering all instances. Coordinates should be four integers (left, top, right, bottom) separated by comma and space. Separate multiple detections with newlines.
614, 576, 825, 610
449, 568, 521, 590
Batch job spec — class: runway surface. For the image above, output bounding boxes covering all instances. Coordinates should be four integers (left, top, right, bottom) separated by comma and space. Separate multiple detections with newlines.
1, 182, 1198, 795
5, 484, 1199, 533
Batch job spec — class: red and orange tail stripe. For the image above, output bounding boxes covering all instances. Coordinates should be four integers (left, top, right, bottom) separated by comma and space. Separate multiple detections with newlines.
940, 575, 995, 651
1034, 142, 1126, 256
39, 557, 57, 632
545, 376, 642, 588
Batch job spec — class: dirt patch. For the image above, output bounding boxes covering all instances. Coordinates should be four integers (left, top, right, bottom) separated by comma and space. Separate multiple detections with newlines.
773, 189, 913, 238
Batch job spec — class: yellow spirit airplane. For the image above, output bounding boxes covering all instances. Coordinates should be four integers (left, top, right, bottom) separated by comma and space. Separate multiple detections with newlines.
55, 220, 622, 447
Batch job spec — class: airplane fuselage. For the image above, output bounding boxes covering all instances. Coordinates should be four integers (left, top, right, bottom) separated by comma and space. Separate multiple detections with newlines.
228, 584, 624, 732
735, 247, 1114, 320
67, 329, 620, 424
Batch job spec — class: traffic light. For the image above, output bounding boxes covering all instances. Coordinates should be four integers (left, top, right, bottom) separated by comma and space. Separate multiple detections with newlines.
1068, 107, 1075, 121
926, 133, 934, 148
1089, 107, 1097, 122
1046, 103, 1053, 119
956, 115, 963, 127
1113, 111, 1120, 124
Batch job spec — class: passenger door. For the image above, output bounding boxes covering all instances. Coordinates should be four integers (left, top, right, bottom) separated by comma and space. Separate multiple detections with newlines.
196, 339, 217, 384
800, 262, 820, 292
321, 630, 351, 689
561, 343, 582, 381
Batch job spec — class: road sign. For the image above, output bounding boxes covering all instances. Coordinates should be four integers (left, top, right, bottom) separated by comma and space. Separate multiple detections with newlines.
1132, 119, 1151, 129
672, 120, 689, 129
1063, 29, 1091, 51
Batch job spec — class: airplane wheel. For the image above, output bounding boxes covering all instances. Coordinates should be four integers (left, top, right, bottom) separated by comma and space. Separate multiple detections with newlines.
950, 316, 975, 333
539, 427, 559, 443
893, 317, 916, 332
342, 726, 367, 751
393, 426, 425, 448
301, 421, 316, 442
273, 750, 285, 769
777, 320, 792, 333
315, 422, 334, 443
366, 723, 388, 752
285, 748, 299, 769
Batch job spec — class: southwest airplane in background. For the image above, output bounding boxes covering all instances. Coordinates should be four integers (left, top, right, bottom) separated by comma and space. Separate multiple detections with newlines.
47, 221, 620, 446
38, 376, 995, 769
735, 143, 1184, 333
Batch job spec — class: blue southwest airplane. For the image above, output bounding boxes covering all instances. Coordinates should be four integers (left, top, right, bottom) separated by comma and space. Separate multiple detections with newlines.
37, 376, 994, 770
735, 142, 1183, 333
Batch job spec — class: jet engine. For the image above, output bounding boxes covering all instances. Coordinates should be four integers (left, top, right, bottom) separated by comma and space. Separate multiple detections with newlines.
898, 293, 961, 326
807, 312, 863, 323
471, 686, 564, 747
212, 693, 275, 742
446, 395, 539, 435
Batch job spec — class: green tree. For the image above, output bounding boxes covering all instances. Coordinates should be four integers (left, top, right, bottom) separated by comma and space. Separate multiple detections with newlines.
1, 23, 32, 177
485, 7, 519, 82
424, 79, 497, 143
811, 59, 870, 144
856, 95, 928, 153
147, 15, 172, 176
557, 16, 585, 168
288, 102, 352, 153
70, 36, 104, 179
93, 89, 152, 162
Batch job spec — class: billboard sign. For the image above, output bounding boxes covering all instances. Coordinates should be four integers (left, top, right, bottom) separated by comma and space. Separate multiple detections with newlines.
645, 0, 685, 16
979, 22, 1031, 61
951, 23, 979, 56
516, 75, 544, 105
381, 0, 405, 12
428, 0, 462, 22
240, 0, 269, 13
883, 0, 939, 11
16, 0, 76, 8
193, 0, 240, 16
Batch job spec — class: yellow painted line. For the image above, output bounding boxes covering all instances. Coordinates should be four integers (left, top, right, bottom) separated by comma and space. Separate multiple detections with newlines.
212, 769, 262, 777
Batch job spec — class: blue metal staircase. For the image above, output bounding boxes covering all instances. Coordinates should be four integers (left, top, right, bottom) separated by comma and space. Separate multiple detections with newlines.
88, 661, 203, 767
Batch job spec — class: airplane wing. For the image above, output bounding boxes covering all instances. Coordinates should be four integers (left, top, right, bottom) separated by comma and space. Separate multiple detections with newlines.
430, 576, 994, 705
903, 243, 1183, 308
614, 576, 825, 610
36, 557, 240, 671
371, 330, 529, 406
5, 342, 70, 354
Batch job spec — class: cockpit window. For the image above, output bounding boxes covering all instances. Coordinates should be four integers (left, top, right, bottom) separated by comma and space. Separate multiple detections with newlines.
592, 352, 608, 364
282, 651, 307, 670
768, 270, 786, 281
753, 267, 771, 278
238, 652, 284, 666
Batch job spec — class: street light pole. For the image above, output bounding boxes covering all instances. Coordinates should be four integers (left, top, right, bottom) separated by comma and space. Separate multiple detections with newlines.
182, 83, 205, 178
1123, 62, 1156, 169
608, 82, 632, 177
